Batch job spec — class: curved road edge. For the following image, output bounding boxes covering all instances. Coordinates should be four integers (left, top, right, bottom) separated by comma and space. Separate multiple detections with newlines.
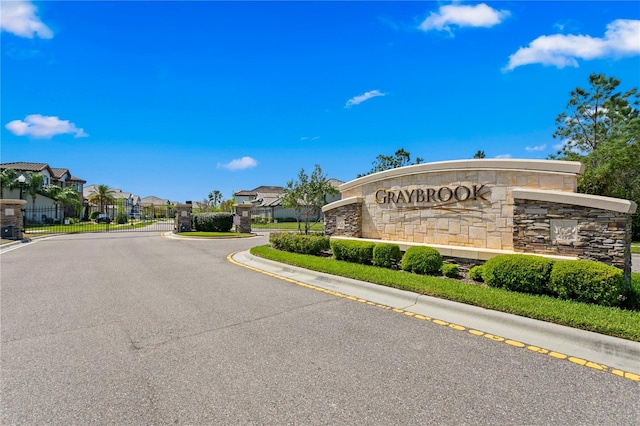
231, 250, 640, 380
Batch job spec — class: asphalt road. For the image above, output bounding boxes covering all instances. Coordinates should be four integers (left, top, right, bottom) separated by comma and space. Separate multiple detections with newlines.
1, 232, 639, 425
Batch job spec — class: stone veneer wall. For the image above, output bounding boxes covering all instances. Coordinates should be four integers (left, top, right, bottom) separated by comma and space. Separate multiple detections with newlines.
332, 160, 583, 250
174, 204, 192, 232
0, 199, 27, 240
323, 198, 362, 237
513, 192, 636, 283
234, 203, 253, 234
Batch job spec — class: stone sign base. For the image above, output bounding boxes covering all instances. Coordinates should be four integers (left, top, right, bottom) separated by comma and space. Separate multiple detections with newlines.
323, 159, 637, 281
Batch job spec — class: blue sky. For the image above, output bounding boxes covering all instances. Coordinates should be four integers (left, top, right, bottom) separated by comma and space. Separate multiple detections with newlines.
2, 1, 639, 203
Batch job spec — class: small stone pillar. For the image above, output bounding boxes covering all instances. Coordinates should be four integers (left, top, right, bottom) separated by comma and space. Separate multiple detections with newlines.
0, 199, 27, 240
322, 197, 363, 237
174, 203, 192, 233
234, 203, 252, 233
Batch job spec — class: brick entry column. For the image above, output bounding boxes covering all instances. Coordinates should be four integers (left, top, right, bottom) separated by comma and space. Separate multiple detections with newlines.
174, 203, 192, 232
234, 203, 252, 233
0, 199, 27, 240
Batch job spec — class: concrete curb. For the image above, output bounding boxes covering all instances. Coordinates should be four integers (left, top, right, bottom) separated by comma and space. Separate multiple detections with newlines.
233, 251, 640, 375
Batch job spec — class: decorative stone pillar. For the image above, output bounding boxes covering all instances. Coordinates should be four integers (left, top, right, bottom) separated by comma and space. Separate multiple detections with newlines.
0, 199, 27, 240
174, 203, 192, 233
513, 189, 637, 285
322, 197, 363, 237
234, 203, 252, 233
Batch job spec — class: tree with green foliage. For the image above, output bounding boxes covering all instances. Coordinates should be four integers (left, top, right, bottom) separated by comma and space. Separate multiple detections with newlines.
219, 199, 234, 212
0, 168, 18, 198
43, 184, 81, 218
473, 150, 486, 159
23, 172, 45, 222
551, 73, 640, 239
282, 164, 338, 234
208, 190, 223, 208
358, 148, 424, 177
88, 184, 116, 214
43, 185, 81, 208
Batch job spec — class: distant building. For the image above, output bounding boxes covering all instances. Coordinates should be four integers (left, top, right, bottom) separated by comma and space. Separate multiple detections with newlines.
1, 162, 86, 215
234, 180, 343, 221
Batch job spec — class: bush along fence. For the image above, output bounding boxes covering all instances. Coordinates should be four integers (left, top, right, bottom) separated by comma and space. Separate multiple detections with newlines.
268, 233, 637, 309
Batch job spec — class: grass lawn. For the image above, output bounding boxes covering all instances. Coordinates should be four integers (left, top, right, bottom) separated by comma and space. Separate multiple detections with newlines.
632, 242, 640, 254
250, 245, 640, 342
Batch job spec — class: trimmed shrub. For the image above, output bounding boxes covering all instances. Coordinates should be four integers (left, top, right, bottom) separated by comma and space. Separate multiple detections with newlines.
549, 260, 624, 307
331, 239, 375, 265
441, 263, 460, 278
400, 246, 443, 275
116, 212, 128, 224
269, 232, 330, 256
372, 243, 402, 269
483, 254, 554, 295
192, 212, 233, 232
623, 273, 640, 310
468, 265, 484, 282
90, 211, 100, 220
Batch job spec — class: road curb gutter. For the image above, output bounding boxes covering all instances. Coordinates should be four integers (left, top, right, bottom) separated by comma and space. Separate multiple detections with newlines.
229, 250, 640, 382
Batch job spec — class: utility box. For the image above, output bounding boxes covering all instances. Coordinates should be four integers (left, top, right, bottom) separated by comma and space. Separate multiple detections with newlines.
2, 226, 15, 239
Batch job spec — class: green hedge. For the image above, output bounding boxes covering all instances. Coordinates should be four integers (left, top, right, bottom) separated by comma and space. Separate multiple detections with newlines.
331, 240, 376, 265
483, 254, 554, 295
441, 263, 460, 278
192, 212, 233, 232
468, 265, 484, 282
400, 246, 443, 275
372, 243, 402, 269
549, 260, 624, 307
269, 232, 330, 256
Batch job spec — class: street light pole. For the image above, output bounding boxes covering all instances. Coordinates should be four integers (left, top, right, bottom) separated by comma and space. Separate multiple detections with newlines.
17, 174, 26, 200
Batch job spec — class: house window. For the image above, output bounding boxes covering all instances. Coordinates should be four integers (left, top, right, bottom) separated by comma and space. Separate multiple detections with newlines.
43, 177, 49, 185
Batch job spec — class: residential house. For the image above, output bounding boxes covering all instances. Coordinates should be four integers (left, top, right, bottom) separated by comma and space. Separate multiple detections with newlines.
0, 162, 86, 220
140, 195, 173, 218
84, 185, 142, 219
234, 180, 343, 222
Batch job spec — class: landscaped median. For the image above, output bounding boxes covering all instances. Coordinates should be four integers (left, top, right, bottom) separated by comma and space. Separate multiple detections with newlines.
250, 245, 640, 342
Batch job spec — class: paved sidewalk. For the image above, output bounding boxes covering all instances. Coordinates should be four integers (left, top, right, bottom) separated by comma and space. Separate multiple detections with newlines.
232, 251, 640, 376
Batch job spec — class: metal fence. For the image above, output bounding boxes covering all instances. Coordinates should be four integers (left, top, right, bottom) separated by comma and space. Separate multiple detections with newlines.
249, 206, 325, 232
22, 206, 175, 235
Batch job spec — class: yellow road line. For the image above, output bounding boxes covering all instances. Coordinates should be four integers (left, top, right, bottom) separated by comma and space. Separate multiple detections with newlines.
227, 251, 640, 383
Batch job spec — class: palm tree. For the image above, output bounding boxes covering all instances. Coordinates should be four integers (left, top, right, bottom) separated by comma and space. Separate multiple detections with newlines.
88, 184, 116, 214
24, 172, 45, 222
43, 185, 81, 218
0, 168, 18, 198
208, 190, 223, 209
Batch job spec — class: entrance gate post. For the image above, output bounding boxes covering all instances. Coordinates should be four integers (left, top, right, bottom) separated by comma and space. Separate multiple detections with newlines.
234, 203, 252, 233
174, 203, 192, 233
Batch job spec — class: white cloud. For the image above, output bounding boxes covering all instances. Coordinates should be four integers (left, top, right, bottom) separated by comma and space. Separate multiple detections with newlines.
494, 154, 512, 159
418, 3, 510, 33
345, 90, 386, 108
301, 136, 320, 141
525, 144, 547, 152
0, 0, 53, 39
505, 19, 640, 71
5, 114, 88, 138
218, 156, 258, 171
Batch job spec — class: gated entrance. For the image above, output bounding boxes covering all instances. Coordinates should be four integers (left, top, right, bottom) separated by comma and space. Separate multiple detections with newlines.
248, 205, 324, 232
22, 206, 175, 236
